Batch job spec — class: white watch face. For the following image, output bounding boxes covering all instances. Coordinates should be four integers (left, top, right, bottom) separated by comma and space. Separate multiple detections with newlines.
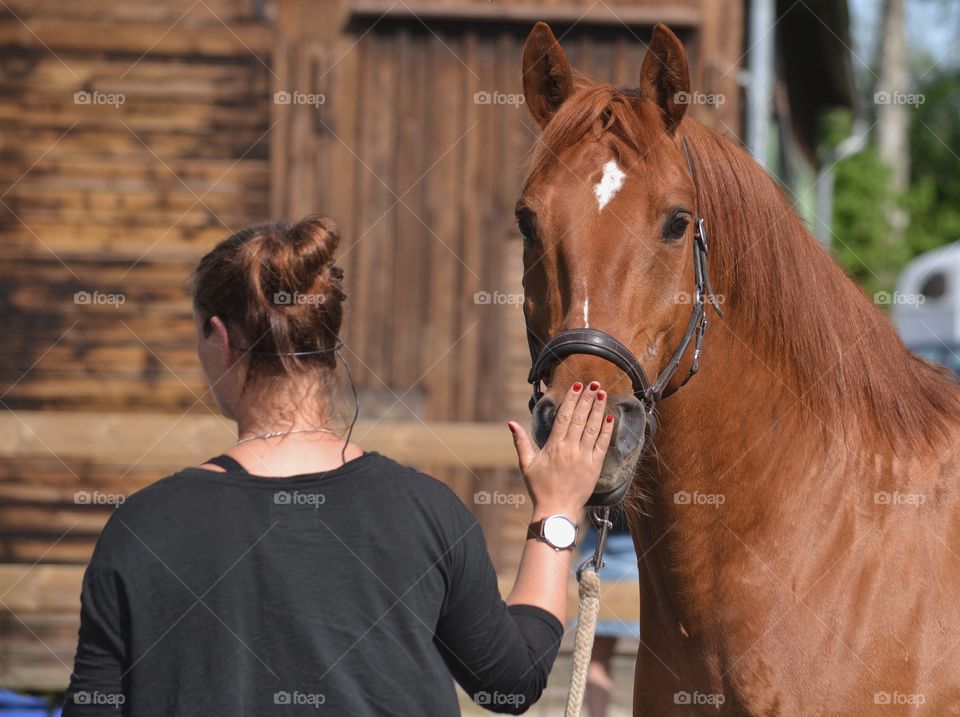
543, 516, 577, 548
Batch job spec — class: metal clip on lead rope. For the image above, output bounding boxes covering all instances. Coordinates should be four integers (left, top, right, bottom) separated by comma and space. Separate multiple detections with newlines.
566, 507, 613, 717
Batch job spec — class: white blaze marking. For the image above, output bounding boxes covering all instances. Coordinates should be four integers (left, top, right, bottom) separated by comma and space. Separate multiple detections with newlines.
593, 160, 626, 210
582, 279, 590, 328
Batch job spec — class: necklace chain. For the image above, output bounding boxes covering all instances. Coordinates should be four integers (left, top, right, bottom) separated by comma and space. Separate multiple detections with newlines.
234, 427, 341, 446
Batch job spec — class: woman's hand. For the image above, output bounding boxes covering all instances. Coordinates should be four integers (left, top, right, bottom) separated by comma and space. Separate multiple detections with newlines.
507, 381, 614, 519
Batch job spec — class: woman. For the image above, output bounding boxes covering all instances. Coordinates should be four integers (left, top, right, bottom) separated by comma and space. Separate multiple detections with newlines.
64, 216, 615, 715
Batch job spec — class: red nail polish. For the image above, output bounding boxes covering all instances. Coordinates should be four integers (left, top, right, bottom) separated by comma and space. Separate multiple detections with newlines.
589, 381, 600, 391
606, 415, 614, 423
597, 390, 606, 400
572, 382, 583, 392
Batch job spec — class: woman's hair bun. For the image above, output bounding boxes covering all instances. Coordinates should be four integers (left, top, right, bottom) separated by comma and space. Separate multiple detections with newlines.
286, 215, 341, 264
191, 215, 347, 376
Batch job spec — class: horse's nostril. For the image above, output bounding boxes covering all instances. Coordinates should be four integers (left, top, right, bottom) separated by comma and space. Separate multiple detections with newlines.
532, 397, 556, 447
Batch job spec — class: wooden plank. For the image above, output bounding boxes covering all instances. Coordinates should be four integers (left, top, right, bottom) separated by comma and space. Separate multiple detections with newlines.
0, 411, 519, 469
390, 28, 425, 389
423, 30, 461, 421
456, 32, 482, 420
0, 19, 274, 55
349, 1, 702, 27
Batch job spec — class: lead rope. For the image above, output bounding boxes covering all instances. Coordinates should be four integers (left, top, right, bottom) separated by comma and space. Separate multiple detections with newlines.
565, 507, 613, 717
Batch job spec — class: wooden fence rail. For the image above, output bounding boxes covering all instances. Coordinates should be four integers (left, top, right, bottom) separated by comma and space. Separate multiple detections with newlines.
0, 410, 518, 469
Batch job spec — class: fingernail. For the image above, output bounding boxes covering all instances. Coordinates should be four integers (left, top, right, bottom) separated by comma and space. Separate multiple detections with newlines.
572, 382, 583, 392
589, 381, 600, 391
606, 415, 614, 423
597, 390, 606, 401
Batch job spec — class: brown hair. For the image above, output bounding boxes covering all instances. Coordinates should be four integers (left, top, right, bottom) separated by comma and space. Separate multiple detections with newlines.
190, 215, 347, 391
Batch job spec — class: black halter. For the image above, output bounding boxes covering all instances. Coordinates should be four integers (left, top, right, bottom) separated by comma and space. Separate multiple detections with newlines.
524, 139, 723, 428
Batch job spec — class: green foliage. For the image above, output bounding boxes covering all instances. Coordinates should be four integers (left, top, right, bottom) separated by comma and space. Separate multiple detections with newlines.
828, 65, 960, 298
905, 66, 960, 251
831, 145, 900, 297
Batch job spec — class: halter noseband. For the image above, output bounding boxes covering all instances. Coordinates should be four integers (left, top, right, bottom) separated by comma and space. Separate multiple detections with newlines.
525, 139, 724, 423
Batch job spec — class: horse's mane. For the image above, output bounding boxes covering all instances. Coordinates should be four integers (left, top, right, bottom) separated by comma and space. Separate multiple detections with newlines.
523, 80, 960, 450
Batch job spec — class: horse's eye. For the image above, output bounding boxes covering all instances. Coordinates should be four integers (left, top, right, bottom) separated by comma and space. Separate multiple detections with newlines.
663, 213, 690, 242
517, 214, 537, 244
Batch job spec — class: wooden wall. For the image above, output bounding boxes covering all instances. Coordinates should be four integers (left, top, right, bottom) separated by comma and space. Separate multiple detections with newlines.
0, 0, 275, 412
270, 0, 743, 569
0, 0, 743, 568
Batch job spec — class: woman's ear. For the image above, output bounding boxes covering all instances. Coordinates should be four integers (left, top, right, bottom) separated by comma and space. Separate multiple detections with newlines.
206, 315, 239, 364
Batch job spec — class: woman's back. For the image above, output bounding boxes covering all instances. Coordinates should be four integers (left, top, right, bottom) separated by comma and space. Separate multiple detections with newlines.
65, 451, 555, 716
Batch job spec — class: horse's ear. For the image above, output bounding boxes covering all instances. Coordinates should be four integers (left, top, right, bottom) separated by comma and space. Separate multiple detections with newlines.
639, 24, 690, 134
522, 22, 574, 129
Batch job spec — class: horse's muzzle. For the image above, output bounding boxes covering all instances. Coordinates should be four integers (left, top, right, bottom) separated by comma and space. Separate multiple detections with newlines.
531, 393, 648, 505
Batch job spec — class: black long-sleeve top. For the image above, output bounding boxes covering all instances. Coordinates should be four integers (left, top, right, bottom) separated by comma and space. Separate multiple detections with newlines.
63, 451, 563, 715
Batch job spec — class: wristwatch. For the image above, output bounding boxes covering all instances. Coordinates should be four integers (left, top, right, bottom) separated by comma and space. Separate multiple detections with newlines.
527, 515, 578, 551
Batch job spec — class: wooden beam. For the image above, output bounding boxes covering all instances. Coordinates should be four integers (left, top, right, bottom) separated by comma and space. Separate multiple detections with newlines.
348, 1, 703, 27
0, 19, 273, 55
0, 564, 83, 613
0, 411, 519, 469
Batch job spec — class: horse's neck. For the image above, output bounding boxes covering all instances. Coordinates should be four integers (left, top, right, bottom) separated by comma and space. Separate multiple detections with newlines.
633, 324, 863, 635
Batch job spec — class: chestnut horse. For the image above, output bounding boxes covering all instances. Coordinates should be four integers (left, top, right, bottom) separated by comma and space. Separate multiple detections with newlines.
518, 22, 960, 716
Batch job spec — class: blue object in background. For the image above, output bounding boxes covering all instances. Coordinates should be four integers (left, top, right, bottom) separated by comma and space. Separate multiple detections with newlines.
0, 690, 61, 717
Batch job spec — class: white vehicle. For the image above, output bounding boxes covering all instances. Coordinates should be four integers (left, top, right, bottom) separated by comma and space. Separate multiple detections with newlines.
893, 243, 960, 375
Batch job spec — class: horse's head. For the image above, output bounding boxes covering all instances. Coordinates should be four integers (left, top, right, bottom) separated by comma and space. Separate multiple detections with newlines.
519, 22, 707, 504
